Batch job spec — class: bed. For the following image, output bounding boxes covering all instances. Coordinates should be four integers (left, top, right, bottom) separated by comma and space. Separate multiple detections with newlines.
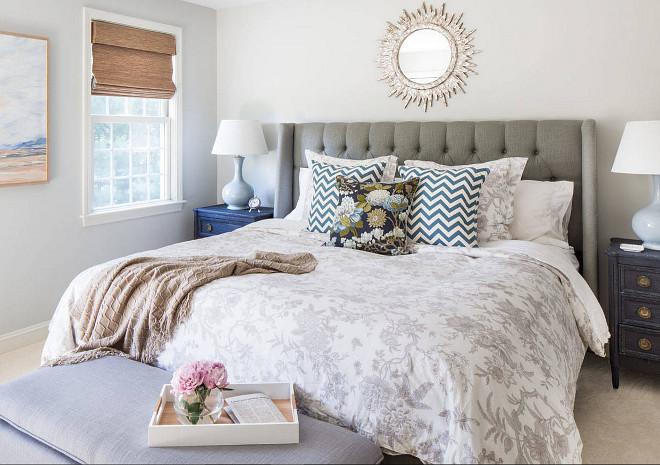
43, 120, 609, 463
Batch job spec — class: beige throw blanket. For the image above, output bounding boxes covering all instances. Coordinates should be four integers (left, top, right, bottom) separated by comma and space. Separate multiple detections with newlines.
48, 251, 317, 366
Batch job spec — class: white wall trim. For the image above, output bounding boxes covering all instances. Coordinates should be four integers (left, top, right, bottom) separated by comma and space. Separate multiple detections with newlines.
181, 0, 271, 10
0, 321, 50, 354
81, 199, 186, 227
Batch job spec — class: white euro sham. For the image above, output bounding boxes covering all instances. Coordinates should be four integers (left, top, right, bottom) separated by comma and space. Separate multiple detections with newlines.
283, 168, 310, 222
510, 180, 574, 248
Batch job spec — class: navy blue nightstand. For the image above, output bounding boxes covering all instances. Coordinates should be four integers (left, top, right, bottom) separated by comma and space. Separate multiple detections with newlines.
194, 204, 274, 239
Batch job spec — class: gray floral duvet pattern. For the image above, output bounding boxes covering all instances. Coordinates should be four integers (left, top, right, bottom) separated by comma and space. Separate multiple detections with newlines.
43, 220, 609, 464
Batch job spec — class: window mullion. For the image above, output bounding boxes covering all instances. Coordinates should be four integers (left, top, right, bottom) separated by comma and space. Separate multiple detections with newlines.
165, 119, 171, 199
146, 125, 151, 201
128, 123, 133, 204
109, 123, 114, 206
92, 115, 168, 124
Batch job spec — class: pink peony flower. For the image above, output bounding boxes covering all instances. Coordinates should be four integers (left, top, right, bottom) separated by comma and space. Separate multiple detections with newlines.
202, 361, 229, 390
170, 361, 205, 396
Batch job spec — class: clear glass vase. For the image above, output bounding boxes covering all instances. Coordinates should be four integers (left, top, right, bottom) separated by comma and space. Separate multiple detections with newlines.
173, 389, 224, 425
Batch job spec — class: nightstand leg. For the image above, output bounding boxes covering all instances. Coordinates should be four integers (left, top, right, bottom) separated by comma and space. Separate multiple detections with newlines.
611, 365, 620, 389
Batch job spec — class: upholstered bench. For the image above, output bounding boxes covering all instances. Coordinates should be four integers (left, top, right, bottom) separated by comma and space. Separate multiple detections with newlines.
0, 357, 382, 464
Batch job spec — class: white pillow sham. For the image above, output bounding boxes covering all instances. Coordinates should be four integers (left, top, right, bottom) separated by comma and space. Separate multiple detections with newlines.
510, 180, 574, 248
404, 157, 528, 243
283, 168, 310, 222
301, 150, 398, 222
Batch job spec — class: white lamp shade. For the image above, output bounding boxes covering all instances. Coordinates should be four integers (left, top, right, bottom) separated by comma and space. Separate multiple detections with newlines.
212, 120, 268, 156
612, 121, 660, 174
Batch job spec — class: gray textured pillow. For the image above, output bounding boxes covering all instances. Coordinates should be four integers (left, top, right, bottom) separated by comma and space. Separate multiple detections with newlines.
404, 157, 528, 243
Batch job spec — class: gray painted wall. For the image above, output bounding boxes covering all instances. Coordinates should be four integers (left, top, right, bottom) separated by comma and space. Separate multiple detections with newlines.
217, 0, 660, 304
0, 0, 217, 336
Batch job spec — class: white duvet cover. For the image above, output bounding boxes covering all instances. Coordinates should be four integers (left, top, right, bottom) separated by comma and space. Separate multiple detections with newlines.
43, 219, 609, 463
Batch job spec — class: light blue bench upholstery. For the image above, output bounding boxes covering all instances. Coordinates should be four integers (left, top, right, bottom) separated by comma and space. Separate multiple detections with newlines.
0, 357, 383, 464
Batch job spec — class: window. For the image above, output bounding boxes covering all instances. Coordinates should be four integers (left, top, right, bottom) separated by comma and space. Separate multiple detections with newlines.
82, 9, 183, 227
91, 97, 168, 209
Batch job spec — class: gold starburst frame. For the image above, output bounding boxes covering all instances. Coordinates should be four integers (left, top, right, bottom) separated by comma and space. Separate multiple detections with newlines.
377, 3, 480, 111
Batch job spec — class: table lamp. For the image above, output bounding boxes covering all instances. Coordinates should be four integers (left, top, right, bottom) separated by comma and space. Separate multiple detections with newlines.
212, 120, 268, 210
612, 121, 660, 249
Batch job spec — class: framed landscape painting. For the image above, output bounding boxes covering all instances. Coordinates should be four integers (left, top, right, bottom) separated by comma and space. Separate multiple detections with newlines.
0, 30, 49, 186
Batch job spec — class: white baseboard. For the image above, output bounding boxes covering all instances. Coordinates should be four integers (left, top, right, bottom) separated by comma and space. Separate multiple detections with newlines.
0, 321, 50, 354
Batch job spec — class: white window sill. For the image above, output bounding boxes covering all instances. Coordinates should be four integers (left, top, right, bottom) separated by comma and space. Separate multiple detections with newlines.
81, 200, 186, 227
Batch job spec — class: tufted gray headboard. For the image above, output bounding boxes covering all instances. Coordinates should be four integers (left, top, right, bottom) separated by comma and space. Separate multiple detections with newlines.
274, 120, 598, 292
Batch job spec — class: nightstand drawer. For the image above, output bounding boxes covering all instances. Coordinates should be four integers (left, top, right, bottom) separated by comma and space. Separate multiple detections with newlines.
622, 296, 660, 327
193, 205, 274, 239
621, 266, 660, 294
620, 324, 660, 360
197, 218, 244, 236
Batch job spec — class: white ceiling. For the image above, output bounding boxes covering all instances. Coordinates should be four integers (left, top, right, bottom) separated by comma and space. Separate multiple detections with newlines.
181, 0, 270, 9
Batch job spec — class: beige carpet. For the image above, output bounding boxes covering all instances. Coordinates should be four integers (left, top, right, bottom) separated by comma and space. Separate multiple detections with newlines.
1, 343, 658, 463
575, 352, 660, 464
0, 340, 45, 384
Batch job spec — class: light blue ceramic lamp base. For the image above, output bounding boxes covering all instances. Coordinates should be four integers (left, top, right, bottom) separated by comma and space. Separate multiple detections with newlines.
222, 156, 254, 210
632, 175, 660, 250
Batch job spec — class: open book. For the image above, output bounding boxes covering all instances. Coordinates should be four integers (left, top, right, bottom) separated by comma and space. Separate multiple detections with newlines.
224, 393, 287, 424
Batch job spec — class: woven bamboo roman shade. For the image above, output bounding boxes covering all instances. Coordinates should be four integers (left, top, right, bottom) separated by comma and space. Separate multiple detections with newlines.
91, 21, 177, 99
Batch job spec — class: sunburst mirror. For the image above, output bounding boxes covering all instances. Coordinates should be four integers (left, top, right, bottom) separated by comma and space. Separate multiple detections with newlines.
377, 2, 480, 111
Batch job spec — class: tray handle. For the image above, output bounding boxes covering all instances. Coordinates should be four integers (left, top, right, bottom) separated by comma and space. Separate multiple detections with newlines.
154, 396, 163, 414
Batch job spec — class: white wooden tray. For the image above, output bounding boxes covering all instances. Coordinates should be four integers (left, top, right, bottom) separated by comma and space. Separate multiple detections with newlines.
148, 382, 299, 447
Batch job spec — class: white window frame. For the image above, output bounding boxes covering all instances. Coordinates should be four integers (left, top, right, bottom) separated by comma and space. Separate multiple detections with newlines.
82, 8, 184, 227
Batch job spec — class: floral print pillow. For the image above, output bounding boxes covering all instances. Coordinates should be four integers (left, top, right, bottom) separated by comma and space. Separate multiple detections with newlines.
325, 175, 419, 255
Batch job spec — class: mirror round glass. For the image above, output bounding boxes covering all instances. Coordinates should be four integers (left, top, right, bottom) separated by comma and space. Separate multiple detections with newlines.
398, 29, 452, 84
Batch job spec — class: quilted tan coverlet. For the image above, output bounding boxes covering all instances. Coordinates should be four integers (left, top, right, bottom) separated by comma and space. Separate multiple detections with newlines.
47, 251, 317, 366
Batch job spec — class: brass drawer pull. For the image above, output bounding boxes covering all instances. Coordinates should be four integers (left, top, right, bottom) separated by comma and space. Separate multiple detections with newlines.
638, 307, 652, 319
205, 223, 213, 232
639, 338, 652, 351
637, 275, 651, 288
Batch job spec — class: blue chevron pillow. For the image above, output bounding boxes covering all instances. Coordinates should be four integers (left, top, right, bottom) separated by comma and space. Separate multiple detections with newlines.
398, 165, 490, 247
307, 161, 387, 233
